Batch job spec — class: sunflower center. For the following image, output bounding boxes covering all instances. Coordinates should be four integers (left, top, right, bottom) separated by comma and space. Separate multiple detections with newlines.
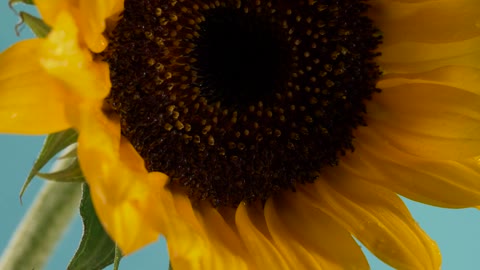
103, 0, 382, 207
193, 7, 289, 106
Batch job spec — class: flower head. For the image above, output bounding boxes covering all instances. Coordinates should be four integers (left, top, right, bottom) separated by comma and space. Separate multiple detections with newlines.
1, 0, 480, 269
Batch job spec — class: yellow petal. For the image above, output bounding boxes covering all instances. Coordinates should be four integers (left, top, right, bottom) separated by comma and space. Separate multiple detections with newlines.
303, 178, 441, 270
169, 188, 207, 234
39, 12, 111, 100
76, 107, 160, 254
88, 179, 160, 254
34, 0, 77, 27
166, 228, 210, 270
0, 39, 70, 134
265, 192, 369, 269
378, 37, 480, 73
165, 192, 212, 269
236, 204, 292, 270
342, 128, 480, 208
127, 176, 226, 270
35, 0, 124, 52
118, 136, 149, 173
78, 0, 124, 52
378, 66, 480, 96
165, 192, 249, 269
368, 83, 480, 159
195, 203, 250, 265
370, 0, 480, 45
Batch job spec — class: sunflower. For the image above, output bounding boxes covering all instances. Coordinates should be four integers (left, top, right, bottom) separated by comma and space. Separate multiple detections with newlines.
2, 0, 480, 269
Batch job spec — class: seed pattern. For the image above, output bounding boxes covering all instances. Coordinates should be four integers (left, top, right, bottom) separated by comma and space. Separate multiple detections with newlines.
103, 0, 382, 207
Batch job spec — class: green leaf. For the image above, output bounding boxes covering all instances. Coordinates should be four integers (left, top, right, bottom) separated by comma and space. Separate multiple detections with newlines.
36, 157, 84, 182
20, 128, 78, 201
59, 147, 78, 160
8, 0, 34, 6
17, 12, 51, 38
68, 184, 120, 270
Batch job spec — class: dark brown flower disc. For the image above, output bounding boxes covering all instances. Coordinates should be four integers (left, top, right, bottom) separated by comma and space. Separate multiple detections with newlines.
103, 0, 382, 207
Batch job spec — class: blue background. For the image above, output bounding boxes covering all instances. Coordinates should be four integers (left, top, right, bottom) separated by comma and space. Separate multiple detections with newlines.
1, 4, 479, 270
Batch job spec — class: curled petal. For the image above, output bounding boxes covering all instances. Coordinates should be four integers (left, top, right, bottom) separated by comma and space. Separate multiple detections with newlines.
34, 0, 77, 27
39, 12, 111, 100
76, 105, 161, 253
78, 0, 124, 52
35, 0, 124, 52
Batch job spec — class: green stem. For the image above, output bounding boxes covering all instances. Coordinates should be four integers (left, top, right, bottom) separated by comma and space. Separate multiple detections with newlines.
0, 162, 82, 270
113, 245, 121, 270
